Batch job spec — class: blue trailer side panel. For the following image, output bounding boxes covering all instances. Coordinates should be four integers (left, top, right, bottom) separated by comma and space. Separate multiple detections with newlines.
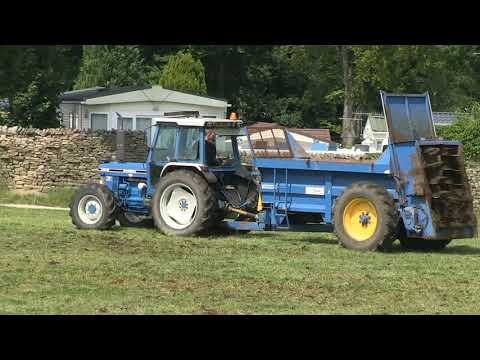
255, 153, 397, 225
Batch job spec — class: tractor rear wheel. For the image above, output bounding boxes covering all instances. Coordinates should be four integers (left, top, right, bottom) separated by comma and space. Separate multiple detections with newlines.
152, 170, 216, 236
333, 182, 399, 251
117, 211, 153, 228
70, 183, 116, 230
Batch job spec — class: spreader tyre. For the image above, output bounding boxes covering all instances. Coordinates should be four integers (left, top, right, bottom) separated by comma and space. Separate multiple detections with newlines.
333, 182, 399, 251
152, 170, 216, 236
70, 183, 116, 230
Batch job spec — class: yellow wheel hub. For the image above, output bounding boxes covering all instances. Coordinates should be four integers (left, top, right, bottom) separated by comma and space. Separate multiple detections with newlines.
342, 198, 378, 242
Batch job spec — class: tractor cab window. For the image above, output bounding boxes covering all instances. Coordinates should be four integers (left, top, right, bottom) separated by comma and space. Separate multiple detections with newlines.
151, 126, 176, 162
177, 127, 200, 161
204, 128, 243, 167
215, 135, 236, 167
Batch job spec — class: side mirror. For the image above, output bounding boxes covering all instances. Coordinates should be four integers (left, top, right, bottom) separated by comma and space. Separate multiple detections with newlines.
144, 126, 153, 148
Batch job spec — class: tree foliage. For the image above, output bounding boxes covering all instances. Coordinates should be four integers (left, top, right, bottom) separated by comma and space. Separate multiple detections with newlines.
436, 101, 480, 161
0, 46, 77, 128
149, 51, 207, 95
74, 45, 145, 89
4, 45, 480, 135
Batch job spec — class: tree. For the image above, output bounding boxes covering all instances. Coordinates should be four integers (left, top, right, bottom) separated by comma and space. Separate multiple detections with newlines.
352, 45, 480, 112
340, 45, 355, 147
236, 45, 344, 135
148, 51, 207, 95
74, 45, 145, 89
436, 101, 480, 160
0, 46, 78, 128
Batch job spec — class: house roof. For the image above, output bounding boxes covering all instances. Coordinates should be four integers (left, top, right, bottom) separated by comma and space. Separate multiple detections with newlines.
247, 122, 284, 131
432, 112, 467, 126
61, 86, 229, 108
61, 86, 149, 102
84, 85, 228, 108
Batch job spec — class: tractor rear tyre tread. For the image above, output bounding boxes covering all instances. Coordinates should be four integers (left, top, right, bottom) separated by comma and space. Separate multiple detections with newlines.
69, 183, 116, 230
152, 170, 216, 236
333, 182, 399, 251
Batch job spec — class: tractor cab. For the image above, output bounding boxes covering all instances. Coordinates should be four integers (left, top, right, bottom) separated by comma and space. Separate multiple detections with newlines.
143, 117, 256, 191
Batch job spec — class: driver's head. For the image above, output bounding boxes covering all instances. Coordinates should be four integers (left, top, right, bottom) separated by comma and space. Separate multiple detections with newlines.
205, 130, 216, 142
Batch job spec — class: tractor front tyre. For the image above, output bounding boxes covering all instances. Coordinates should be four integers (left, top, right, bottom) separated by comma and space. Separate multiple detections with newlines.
152, 170, 216, 236
333, 182, 399, 251
117, 211, 153, 228
69, 183, 116, 230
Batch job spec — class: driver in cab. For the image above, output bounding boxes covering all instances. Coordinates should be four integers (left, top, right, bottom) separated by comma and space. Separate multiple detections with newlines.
205, 130, 218, 166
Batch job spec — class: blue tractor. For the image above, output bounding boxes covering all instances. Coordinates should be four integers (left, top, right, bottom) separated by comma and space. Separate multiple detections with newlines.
69, 92, 477, 251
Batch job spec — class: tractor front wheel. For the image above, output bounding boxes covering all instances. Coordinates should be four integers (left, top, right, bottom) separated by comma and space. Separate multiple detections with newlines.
333, 182, 399, 251
70, 183, 116, 230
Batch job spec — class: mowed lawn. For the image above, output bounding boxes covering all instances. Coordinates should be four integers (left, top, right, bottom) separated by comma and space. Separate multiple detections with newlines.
1, 207, 480, 314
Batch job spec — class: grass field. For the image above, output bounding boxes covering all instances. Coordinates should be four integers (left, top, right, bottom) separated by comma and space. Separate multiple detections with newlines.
0, 188, 75, 208
1, 206, 480, 314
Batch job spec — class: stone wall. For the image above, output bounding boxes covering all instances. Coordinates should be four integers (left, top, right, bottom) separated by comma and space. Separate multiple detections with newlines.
0, 126, 147, 191
466, 162, 480, 211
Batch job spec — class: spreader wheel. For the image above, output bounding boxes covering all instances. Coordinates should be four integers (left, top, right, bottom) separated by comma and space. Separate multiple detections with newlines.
333, 182, 399, 251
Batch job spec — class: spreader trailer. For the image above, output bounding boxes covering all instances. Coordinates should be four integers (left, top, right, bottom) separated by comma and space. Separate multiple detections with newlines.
70, 91, 477, 251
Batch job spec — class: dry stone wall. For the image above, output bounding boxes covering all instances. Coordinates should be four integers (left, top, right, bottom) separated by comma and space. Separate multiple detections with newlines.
0, 126, 147, 191
466, 162, 480, 211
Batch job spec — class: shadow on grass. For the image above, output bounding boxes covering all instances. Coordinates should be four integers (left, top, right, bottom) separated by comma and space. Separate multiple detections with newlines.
202, 231, 278, 240
267, 233, 338, 245
385, 243, 480, 255
432, 245, 480, 256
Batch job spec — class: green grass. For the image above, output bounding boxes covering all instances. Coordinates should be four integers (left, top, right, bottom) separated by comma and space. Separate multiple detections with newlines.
0, 187, 75, 208
1, 206, 480, 314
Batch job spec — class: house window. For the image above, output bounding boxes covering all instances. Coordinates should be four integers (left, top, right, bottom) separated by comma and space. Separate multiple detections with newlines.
91, 113, 108, 130
136, 117, 152, 131
118, 117, 133, 130
376, 140, 383, 151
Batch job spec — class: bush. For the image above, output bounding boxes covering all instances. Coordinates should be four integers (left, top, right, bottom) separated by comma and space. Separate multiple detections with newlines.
436, 102, 480, 161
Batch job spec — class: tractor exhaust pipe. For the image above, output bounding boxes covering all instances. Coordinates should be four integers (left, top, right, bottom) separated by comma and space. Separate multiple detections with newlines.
116, 112, 126, 163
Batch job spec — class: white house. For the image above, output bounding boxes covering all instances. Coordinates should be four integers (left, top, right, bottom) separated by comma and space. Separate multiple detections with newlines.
361, 114, 389, 153
59, 85, 231, 131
